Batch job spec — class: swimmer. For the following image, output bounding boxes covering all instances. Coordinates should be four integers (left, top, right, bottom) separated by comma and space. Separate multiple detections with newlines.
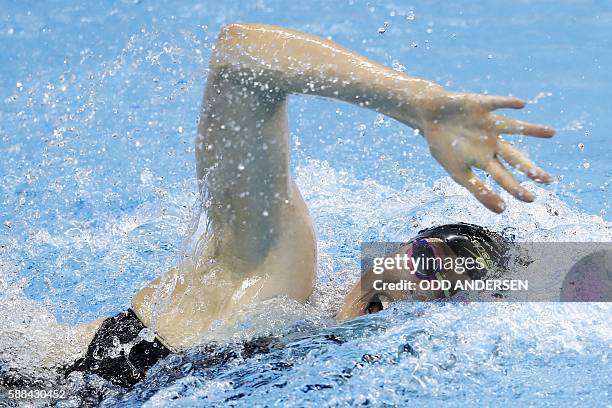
39, 24, 559, 386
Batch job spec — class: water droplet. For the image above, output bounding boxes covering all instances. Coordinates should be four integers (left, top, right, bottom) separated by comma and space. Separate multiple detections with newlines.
357, 123, 367, 136
391, 60, 406, 72
139, 327, 156, 342
582, 161, 590, 169
237, 163, 245, 171
378, 22, 389, 34
177, 126, 183, 133
406, 10, 416, 20
262, 210, 269, 217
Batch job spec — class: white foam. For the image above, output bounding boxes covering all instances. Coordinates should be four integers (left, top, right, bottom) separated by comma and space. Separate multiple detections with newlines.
0, 260, 86, 376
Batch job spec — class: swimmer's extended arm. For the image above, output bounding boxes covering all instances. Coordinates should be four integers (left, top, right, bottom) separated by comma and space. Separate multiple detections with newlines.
212, 23, 555, 212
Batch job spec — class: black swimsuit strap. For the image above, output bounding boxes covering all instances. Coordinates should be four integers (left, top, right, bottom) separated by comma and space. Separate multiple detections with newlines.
65, 309, 170, 387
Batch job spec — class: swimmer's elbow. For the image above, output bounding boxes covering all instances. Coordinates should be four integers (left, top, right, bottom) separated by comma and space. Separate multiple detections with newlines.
210, 23, 253, 68
215, 23, 250, 54
210, 23, 276, 68
218, 23, 251, 41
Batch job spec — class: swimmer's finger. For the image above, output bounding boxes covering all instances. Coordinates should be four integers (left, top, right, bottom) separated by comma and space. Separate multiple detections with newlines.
449, 168, 506, 213
484, 159, 535, 202
498, 141, 553, 183
481, 95, 526, 110
429, 142, 505, 212
493, 115, 555, 138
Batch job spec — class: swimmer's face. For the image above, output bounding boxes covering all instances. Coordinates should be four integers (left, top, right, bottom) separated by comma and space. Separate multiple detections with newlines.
336, 239, 456, 320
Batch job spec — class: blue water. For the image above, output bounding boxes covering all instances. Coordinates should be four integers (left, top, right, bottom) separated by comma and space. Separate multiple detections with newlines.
0, 0, 610, 406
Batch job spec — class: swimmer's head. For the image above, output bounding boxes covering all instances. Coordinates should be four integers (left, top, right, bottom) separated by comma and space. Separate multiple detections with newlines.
336, 223, 508, 319
412, 223, 508, 280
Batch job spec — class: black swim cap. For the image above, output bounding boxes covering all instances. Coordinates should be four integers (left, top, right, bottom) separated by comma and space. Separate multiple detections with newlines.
413, 223, 508, 279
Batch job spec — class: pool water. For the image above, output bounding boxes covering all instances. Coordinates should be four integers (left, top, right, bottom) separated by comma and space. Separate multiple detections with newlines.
0, 0, 610, 406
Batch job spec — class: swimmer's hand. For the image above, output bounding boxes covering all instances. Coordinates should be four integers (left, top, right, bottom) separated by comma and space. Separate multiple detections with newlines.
417, 89, 554, 213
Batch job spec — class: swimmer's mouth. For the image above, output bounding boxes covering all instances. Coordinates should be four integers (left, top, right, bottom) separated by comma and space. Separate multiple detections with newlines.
363, 292, 393, 315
